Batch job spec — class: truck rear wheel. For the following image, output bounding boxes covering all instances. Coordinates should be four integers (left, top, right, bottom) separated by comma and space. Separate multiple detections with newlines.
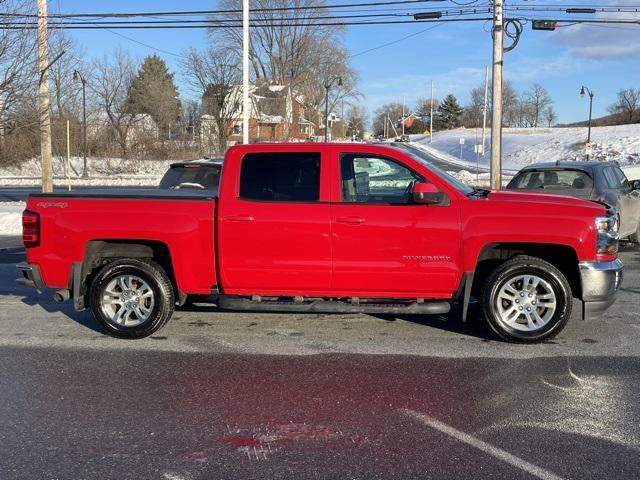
480, 256, 572, 343
89, 259, 175, 339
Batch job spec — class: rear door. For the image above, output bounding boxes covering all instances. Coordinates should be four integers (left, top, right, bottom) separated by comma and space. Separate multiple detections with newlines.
329, 152, 461, 298
218, 151, 332, 294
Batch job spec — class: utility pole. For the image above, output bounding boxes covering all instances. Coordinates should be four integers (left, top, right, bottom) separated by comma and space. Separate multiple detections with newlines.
429, 80, 434, 143
490, 0, 504, 190
37, 0, 53, 193
481, 65, 489, 156
242, 0, 249, 144
401, 96, 405, 136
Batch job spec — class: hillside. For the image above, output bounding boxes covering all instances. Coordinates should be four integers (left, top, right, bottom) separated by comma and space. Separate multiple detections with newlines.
413, 124, 640, 172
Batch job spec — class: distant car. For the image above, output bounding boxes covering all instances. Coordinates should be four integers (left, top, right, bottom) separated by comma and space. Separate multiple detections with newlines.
159, 158, 223, 190
394, 135, 410, 143
507, 161, 640, 242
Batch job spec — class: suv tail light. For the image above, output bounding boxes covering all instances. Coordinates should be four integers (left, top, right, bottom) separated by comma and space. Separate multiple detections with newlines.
22, 210, 40, 248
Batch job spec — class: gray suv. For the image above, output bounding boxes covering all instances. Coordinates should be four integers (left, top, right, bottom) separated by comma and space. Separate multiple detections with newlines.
507, 161, 640, 242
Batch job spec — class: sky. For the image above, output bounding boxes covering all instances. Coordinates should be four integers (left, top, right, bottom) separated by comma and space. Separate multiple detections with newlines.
50, 0, 640, 124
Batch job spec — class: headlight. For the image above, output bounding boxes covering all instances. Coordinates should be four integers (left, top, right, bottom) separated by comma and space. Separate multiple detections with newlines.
596, 215, 618, 256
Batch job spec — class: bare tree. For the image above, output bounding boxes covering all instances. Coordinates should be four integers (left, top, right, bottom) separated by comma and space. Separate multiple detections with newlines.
372, 102, 404, 137
208, 0, 359, 136
0, 0, 37, 148
181, 46, 241, 154
523, 83, 552, 128
543, 106, 557, 127
345, 103, 367, 138
49, 30, 85, 119
608, 88, 640, 124
90, 49, 139, 157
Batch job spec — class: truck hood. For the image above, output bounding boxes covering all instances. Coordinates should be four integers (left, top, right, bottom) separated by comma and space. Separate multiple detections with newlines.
486, 190, 606, 214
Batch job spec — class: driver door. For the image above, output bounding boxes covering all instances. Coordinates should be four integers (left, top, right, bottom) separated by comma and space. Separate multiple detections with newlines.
330, 153, 461, 298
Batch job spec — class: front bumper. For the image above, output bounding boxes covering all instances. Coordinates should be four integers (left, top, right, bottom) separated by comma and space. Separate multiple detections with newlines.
579, 258, 623, 320
16, 262, 46, 289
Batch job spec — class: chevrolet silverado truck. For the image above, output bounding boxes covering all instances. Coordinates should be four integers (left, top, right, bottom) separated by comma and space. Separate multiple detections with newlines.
17, 143, 623, 343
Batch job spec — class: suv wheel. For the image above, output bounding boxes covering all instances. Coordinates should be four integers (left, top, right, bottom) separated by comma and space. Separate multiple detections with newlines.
481, 256, 572, 343
89, 259, 175, 339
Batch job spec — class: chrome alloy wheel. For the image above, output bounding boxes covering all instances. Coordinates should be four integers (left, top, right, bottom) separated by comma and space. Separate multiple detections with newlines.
100, 274, 155, 327
495, 274, 557, 332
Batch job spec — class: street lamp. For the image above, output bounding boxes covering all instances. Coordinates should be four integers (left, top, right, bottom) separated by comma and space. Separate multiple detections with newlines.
324, 76, 342, 142
73, 70, 88, 178
580, 85, 594, 145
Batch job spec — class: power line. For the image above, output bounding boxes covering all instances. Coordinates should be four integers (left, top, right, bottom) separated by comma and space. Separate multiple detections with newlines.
0, 0, 449, 18
350, 21, 445, 58
0, 17, 495, 29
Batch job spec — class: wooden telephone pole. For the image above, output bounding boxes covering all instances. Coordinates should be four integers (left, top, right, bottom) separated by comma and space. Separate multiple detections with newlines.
490, 0, 504, 191
37, 0, 53, 192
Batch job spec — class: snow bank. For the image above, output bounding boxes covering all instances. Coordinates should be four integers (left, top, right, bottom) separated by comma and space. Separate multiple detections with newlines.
0, 156, 175, 186
417, 124, 640, 172
0, 202, 25, 235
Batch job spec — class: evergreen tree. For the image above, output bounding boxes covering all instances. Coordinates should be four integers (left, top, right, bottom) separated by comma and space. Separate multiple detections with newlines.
126, 55, 181, 131
435, 94, 463, 130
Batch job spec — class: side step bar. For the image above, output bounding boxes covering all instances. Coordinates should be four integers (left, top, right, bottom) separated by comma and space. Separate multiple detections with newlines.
217, 296, 450, 315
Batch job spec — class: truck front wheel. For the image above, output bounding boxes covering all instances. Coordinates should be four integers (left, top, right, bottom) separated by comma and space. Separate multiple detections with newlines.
89, 259, 175, 339
480, 256, 572, 343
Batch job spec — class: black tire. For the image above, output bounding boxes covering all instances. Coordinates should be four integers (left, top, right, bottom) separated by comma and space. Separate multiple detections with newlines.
89, 259, 175, 339
480, 255, 572, 343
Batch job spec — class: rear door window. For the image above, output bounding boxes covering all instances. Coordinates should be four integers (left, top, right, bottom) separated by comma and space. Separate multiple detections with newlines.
602, 167, 618, 189
239, 152, 321, 202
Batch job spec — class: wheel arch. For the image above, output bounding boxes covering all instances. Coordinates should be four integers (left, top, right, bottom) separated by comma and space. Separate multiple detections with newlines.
471, 242, 581, 299
75, 239, 182, 310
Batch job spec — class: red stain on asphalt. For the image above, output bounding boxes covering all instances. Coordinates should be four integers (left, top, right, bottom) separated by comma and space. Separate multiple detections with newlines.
221, 436, 260, 447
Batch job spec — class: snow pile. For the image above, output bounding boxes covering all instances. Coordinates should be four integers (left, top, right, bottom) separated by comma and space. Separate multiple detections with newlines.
0, 156, 177, 186
417, 124, 640, 172
0, 202, 25, 235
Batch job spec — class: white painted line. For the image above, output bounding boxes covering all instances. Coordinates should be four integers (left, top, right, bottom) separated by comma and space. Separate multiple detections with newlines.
401, 409, 566, 480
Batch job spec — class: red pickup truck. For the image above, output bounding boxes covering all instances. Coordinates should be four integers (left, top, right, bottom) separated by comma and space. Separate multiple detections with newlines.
17, 143, 623, 343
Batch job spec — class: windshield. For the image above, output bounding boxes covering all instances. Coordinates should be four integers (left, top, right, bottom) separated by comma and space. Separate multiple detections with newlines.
393, 144, 474, 195
159, 165, 221, 190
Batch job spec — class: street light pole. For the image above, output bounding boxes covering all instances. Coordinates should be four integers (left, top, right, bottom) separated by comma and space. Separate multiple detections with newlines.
324, 76, 342, 142
580, 85, 594, 144
73, 70, 88, 178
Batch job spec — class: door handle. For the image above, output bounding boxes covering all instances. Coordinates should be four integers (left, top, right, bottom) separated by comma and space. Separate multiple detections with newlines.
336, 216, 365, 224
226, 215, 255, 222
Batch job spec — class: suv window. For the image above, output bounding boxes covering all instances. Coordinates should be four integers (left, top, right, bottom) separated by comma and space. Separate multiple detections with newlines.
159, 165, 221, 190
613, 166, 630, 190
511, 169, 593, 191
602, 167, 618, 189
239, 152, 320, 202
340, 154, 421, 204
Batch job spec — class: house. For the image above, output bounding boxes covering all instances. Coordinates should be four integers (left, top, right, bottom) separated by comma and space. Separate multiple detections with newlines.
88, 112, 159, 146
200, 81, 321, 150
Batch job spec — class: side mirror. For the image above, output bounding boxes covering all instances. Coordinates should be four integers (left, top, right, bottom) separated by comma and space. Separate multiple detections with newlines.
631, 179, 640, 191
412, 182, 448, 205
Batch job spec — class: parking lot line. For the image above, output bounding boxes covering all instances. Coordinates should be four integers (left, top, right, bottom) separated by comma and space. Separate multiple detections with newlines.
401, 409, 566, 480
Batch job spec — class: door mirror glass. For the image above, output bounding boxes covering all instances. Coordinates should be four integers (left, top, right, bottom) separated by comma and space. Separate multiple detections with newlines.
412, 182, 448, 205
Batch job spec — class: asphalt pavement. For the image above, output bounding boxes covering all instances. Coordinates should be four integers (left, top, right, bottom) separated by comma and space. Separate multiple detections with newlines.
1, 239, 639, 480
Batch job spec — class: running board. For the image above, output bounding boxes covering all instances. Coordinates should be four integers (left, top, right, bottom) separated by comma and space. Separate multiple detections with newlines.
217, 296, 450, 315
